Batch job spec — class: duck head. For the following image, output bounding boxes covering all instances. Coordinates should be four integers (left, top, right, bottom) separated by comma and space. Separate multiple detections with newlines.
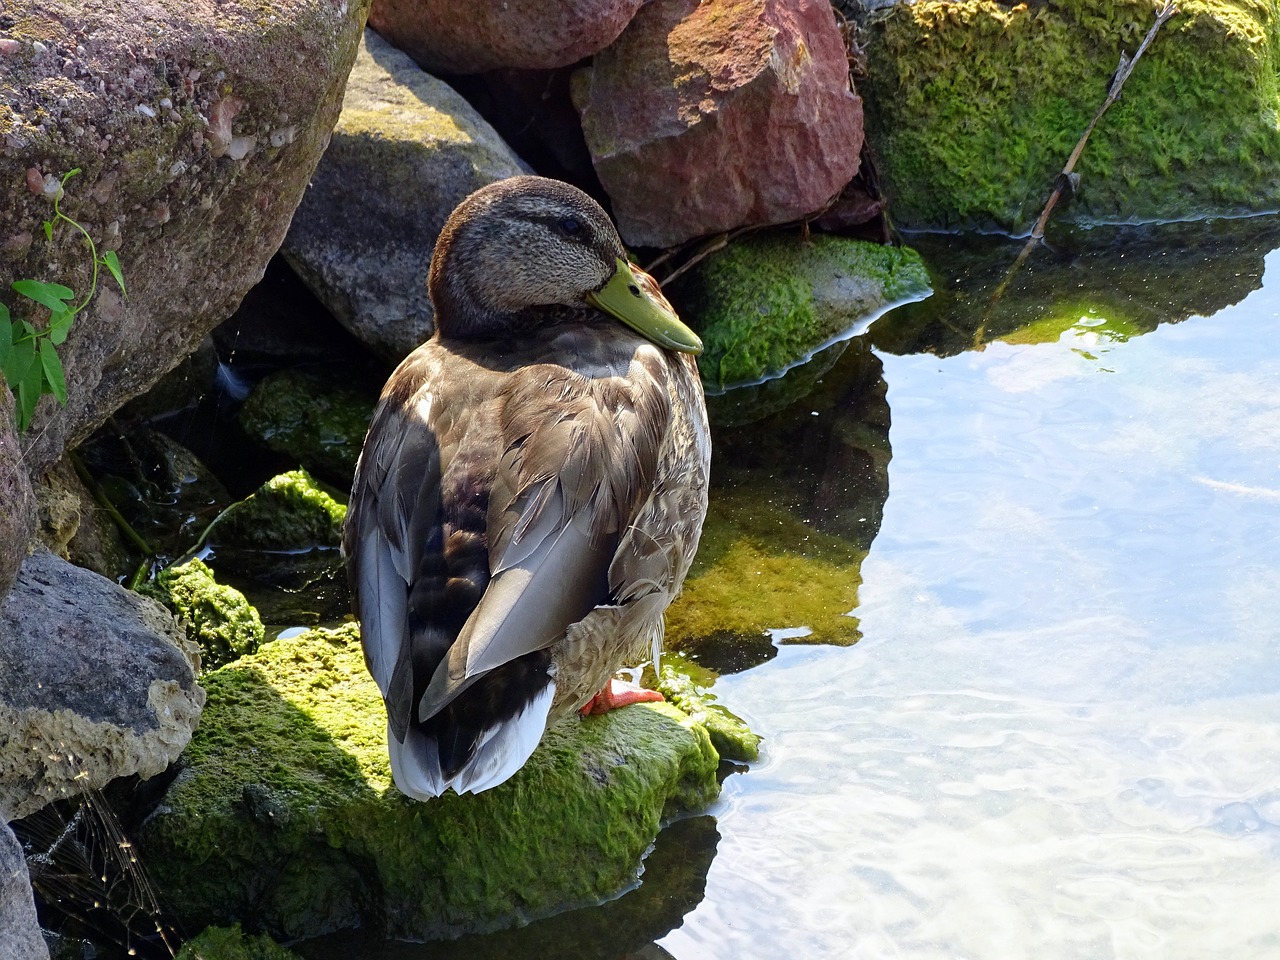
428, 176, 702, 354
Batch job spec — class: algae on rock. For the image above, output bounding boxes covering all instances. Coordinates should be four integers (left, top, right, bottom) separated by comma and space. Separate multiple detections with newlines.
141, 558, 263, 670
140, 624, 723, 941
211, 469, 346, 551
860, 0, 1280, 230
176, 924, 299, 960
676, 233, 929, 390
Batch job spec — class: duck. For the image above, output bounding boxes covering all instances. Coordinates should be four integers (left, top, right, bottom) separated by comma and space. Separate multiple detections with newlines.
344, 176, 711, 798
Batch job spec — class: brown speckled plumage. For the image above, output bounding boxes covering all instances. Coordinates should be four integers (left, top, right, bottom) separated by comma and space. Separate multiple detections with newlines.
344, 177, 710, 797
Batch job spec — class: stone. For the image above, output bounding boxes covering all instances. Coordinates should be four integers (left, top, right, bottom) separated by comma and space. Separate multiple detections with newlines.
860, 0, 1280, 230
0, 549, 205, 821
676, 232, 929, 390
139, 624, 721, 941
0, 820, 48, 960
0, 389, 35, 602
141, 559, 264, 671
657, 665, 760, 762
34, 455, 131, 580
572, 0, 864, 248
368, 0, 645, 75
210, 469, 346, 553
283, 30, 530, 361
0, 0, 370, 486
238, 370, 375, 489
176, 924, 299, 960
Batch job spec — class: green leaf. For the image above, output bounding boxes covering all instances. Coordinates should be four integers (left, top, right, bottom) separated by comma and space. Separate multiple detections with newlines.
102, 250, 126, 296
15, 342, 44, 430
49, 307, 74, 346
39, 338, 67, 404
2, 336, 37, 387
12, 279, 76, 312
42, 220, 53, 242
0, 319, 11, 379
0, 302, 9, 325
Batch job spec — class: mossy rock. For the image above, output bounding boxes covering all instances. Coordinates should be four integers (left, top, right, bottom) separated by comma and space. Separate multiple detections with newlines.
657, 665, 761, 762
665, 486, 865, 650
176, 925, 299, 960
861, 0, 1280, 230
677, 233, 930, 390
139, 624, 722, 941
211, 469, 347, 551
238, 369, 375, 488
140, 558, 263, 670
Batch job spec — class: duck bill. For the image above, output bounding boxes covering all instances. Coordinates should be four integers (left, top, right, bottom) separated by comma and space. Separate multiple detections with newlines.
587, 258, 703, 355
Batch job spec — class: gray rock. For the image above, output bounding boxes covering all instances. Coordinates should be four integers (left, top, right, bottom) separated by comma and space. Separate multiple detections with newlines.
0, 0, 370, 517
0, 549, 205, 821
0, 391, 34, 601
283, 30, 530, 361
0, 821, 48, 960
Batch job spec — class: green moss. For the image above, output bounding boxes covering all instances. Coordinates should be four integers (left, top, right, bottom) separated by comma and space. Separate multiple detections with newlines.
176, 924, 299, 960
678, 233, 929, 390
141, 624, 721, 940
141, 558, 263, 669
238, 370, 375, 489
657, 665, 761, 762
861, 0, 1280, 230
665, 486, 864, 648
213, 469, 346, 551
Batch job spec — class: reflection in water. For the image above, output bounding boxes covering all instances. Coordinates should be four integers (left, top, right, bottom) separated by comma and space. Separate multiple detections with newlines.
661, 226, 1280, 959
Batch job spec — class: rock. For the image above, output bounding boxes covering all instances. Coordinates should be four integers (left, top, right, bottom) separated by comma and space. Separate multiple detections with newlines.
139, 624, 721, 941
657, 665, 760, 762
860, 0, 1280, 230
572, 0, 864, 248
368, 0, 645, 74
211, 469, 346, 552
34, 456, 131, 580
0, 390, 35, 602
0, 549, 205, 821
119, 335, 220, 421
675, 232, 929, 390
176, 924, 299, 960
0, 0, 370, 487
283, 30, 530, 361
0, 821, 48, 960
238, 370, 375, 489
141, 559, 264, 671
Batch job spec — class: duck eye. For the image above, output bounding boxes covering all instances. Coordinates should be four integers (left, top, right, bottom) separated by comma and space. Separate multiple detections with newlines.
558, 216, 583, 237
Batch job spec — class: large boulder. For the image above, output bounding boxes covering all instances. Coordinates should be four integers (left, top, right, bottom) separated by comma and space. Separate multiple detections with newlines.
0, 0, 370, 488
368, 0, 645, 75
0, 549, 205, 821
0, 821, 48, 960
139, 624, 722, 941
0, 390, 35, 598
572, 0, 864, 247
860, 0, 1280, 230
283, 30, 529, 360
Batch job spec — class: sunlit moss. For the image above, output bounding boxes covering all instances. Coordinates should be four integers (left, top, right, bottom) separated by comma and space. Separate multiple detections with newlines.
176, 924, 298, 960
212, 468, 347, 551
862, 0, 1280, 230
141, 624, 722, 940
140, 558, 263, 670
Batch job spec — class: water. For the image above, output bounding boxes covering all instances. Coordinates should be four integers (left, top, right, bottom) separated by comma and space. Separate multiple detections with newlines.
660, 237, 1280, 958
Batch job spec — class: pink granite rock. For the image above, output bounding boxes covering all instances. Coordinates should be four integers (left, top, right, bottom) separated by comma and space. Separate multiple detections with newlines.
368, 0, 645, 74
572, 0, 864, 248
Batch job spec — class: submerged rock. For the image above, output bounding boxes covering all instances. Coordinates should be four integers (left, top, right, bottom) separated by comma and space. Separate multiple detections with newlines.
176, 924, 299, 960
142, 559, 264, 671
0, 821, 48, 960
574, 0, 863, 248
677, 232, 929, 390
283, 30, 529, 361
0, 549, 205, 821
861, 0, 1280, 230
140, 624, 721, 941
238, 370, 375, 489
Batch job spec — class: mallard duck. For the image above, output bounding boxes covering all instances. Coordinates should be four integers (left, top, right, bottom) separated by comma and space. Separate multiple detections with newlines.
344, 176, 710, 798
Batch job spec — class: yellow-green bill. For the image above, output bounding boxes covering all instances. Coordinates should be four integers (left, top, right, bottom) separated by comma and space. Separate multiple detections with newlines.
587, 258, 702, 355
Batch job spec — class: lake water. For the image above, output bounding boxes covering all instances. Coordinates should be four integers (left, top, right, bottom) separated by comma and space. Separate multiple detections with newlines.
658, 227, 1280, 959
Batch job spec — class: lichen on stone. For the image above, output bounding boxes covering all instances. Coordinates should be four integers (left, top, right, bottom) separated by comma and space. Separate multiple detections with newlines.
141, 558, 263, 670
676, 232, 930, 390
141, 624, 724, 941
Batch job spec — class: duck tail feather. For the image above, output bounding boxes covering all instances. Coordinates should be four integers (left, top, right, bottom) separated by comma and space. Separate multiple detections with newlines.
387, 722, 447, 800
450, 682, 556, 795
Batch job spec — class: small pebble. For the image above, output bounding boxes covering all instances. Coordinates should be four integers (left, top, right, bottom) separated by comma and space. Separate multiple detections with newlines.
135, 103, 157, 119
